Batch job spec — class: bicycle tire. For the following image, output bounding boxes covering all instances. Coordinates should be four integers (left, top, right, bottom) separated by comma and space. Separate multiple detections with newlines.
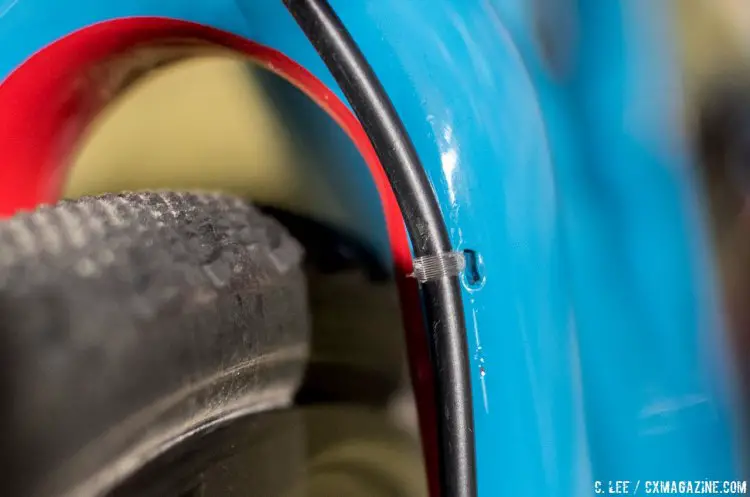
0, 191, 310, 497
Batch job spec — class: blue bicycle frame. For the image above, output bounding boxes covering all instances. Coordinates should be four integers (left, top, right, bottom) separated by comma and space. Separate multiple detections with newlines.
0, 0, 742, 495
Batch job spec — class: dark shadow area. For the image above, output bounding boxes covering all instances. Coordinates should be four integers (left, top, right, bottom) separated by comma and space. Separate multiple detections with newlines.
262, 206, 408, 408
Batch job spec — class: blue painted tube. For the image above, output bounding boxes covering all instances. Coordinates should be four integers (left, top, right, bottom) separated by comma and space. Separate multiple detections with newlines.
0, 0, 742, 494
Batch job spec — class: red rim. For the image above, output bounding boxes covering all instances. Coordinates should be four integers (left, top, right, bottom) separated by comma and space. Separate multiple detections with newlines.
0, 17, 440, 496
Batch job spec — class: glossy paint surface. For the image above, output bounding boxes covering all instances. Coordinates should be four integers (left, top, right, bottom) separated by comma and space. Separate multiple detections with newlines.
489, 0, 741, 488
0, 1, 741, 496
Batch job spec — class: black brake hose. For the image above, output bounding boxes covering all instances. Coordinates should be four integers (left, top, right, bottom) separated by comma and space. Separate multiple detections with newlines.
282, 2, 477, 497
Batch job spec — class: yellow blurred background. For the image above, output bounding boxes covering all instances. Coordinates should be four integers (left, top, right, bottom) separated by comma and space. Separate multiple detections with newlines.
65, 56, 355, 232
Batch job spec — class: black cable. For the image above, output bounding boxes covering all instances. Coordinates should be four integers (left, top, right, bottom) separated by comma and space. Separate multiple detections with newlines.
282, 2, 477, 497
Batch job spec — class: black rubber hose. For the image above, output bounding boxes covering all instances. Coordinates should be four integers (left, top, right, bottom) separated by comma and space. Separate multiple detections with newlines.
282, 2, 477, 497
